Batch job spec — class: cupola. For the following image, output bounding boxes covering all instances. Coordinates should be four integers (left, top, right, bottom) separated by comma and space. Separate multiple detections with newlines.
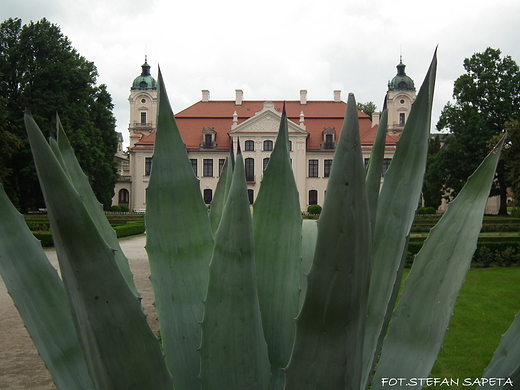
131, 56, 157, 91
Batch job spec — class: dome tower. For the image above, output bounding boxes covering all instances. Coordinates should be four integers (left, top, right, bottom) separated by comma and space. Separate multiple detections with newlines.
385, 56, 416, 133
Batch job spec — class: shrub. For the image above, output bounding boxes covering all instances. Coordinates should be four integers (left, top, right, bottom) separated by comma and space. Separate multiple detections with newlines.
110, 205, 122, 212
307, 204, 322, 215
119, 205, 130, 212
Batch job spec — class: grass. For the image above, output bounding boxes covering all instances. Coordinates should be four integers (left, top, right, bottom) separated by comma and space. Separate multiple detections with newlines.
425, 267, 520, 388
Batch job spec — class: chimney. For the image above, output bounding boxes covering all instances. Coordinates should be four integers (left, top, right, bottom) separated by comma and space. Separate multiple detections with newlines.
334, 90, 341, 103
372, 112, 380, 127
202, 90, 210, 103
235, 89, 243, 106
300, 89, 307, 105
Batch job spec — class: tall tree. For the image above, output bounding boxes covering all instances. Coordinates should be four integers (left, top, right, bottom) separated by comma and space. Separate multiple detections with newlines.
503, 120, 520, 206
436, 47, 520, 214
0, 18, 118, 212
422, 135, 443, 210
356, 101, 377, 120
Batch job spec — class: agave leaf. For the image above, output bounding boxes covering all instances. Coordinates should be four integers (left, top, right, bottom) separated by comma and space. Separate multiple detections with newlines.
146, 69, 214, 389
372, 135, 506, 389
477, 312, 520, 389
363, 50, 437, 387
200, 151, 271, 389
299, 219, 317, 310
52, 115, 139, 297
365, 108, 388, 232
24, 111, 173, 390
285, 93, 371, 389
210, 143, 234, 234
0, 185, 95, 390
253, 105, 302, 388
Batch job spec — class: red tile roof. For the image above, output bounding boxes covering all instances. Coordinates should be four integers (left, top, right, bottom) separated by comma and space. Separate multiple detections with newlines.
131, 100, 398, 151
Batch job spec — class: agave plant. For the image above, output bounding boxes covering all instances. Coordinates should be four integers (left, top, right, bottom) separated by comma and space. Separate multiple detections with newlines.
0, 49, 517, 390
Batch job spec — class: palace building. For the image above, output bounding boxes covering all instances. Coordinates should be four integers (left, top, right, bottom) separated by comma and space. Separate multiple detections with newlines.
112, 58, 417, 212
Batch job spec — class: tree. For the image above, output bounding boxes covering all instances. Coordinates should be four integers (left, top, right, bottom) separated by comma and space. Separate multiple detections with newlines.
435, 47, 520, 214
503, 120, 520, 205
422, 135, 443, 210
0, 18, 118, 212
356, 101, 377, 120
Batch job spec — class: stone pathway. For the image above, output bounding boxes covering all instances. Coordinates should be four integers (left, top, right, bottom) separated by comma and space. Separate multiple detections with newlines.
0, 235, 157, 390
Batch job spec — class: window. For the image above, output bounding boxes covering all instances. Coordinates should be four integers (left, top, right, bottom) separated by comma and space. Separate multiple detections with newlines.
245, 158, 255, 182
382, 158, 392, 176
288, 140, 292, 151
399, 113, 406, 125
309, 190, 318, 205
322, 128, 336, 149
203, 159, 213, 177
248, 189, 254, 204
245, 140, 255, 151
201, 127, 216, 148
118, 189, 129, 204
145, 157, 152, 176
219, 159, 226, 175
263, 140, 273, 151
190, 159, 198, 176
263, 158, 270, 170
324, 159, 332, 177
140, 112, 147, 124
204, 133, 213, 147
203, 189, 213, 204
308, 159, 318, 177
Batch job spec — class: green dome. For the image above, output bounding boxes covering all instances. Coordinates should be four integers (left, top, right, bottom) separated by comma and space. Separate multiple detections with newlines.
388, 59, 415, 91
131, 59, 156, 90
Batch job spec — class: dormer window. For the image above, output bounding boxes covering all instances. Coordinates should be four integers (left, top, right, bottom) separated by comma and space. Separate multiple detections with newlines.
201, 127, 217, 148
321, 128, 336, 150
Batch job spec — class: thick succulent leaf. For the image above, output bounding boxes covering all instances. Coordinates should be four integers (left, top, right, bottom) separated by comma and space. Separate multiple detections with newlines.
363, 50, 437, 387
0, 185, 95, 390
200, 152, 271, 389
299, 219, 317, 310
477, 311, 520, 389
25, 112, 173, 390
146, 69, 214, 389
372, 135, 506, 389
365, 109, 388, 232
209, 146, 234, 234
253, 106, 302, 388
52, 116, 139, 297
285, 93, 371, 389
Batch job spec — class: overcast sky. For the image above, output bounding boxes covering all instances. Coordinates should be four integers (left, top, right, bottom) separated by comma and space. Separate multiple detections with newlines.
4, 0, 520, 146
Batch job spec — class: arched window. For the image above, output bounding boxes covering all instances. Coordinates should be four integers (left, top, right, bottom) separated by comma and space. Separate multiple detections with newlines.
118, 189, 129, 205
263, 140, 273, 151
248, 189, 254, 204
245, 140, 255, 151
203, 189, 213, 204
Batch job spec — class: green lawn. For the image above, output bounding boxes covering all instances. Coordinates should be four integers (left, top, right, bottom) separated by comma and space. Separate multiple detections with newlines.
425, 267, 520, 388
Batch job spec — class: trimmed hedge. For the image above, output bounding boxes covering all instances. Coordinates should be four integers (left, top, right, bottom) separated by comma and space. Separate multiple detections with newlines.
406, 241, 520, 268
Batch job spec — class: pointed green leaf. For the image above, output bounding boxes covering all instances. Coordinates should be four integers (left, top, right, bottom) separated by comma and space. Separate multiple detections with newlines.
253, 107, 302, 388
200, 152, 271, 389
372, 136, 506, 389
363, 50, 437, 387
365, 109, 388, 231
0, 185, 95, 390
299, 219, 317, 311
210, 145, 234, 234
52, 116, 139, 297
25, 112, 172, 390
286, 93, 371, 389
478, 305, 520, 387
146, 69, 214, 389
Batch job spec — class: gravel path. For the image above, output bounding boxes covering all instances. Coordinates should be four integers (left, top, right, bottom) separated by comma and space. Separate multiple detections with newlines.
0, 234, 158, 390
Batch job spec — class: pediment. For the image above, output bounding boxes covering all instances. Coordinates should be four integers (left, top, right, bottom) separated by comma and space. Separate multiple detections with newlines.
230, 102, 307, 134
